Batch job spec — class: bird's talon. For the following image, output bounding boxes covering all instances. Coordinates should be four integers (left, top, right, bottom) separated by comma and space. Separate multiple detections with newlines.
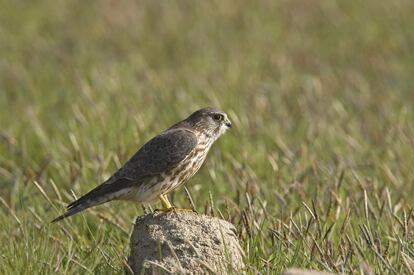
154, 207, 175, 212
153, 207, 196, 213
172, 207, 197, 213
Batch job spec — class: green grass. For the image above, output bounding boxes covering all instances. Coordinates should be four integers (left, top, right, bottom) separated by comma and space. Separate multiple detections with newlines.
1, 0, 414, 274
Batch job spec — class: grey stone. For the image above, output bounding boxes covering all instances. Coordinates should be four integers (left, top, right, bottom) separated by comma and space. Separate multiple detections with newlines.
128, 211, 244, 274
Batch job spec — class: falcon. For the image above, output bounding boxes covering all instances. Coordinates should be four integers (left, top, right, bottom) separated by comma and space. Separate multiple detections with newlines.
52, 107, 232, 222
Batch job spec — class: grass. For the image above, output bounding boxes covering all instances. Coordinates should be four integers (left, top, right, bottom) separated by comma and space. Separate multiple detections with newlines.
1, 0, 414, 273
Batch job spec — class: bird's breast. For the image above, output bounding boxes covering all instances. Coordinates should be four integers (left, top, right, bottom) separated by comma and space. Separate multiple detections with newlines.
136, 137, 215, 202
160, 141, 212, 191
177, 142, 211, 179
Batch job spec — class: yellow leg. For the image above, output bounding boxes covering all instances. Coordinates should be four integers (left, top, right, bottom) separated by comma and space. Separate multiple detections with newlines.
156, 194, 196, 213
159, 194, 172, 209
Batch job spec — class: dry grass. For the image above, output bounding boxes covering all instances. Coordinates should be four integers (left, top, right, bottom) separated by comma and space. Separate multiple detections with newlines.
0, 0, 413, 274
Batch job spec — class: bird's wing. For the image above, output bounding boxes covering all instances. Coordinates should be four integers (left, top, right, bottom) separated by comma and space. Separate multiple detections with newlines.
52, 128, 198, 222
114, 128, 198, 180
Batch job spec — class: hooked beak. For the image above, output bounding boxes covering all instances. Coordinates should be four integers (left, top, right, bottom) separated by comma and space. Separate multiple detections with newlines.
224, 118, 232, 128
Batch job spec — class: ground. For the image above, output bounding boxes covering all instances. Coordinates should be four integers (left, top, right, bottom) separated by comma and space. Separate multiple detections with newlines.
0, 0, 413, 274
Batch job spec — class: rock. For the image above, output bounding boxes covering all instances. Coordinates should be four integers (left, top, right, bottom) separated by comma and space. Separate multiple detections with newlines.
128, 211, 244, 274
283, 268, 334, 275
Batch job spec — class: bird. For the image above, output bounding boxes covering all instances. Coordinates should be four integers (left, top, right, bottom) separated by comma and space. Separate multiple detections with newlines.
52, 107, 232, 223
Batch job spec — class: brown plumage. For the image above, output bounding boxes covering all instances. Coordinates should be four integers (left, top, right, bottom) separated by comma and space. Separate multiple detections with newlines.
52, 107, 231, 222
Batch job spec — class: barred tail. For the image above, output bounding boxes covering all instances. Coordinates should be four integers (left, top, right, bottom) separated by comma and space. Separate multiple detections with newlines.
51, 193, 109, 223
51, 178, 133, 223
51, 203, 92, 223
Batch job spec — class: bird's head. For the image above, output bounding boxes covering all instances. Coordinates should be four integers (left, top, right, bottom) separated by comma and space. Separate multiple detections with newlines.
185, 107, 232, 139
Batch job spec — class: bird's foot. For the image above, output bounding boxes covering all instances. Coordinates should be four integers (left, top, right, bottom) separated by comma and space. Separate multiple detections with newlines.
154, 207, 197, 213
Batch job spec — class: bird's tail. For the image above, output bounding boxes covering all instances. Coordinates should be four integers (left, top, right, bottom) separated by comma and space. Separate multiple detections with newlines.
51, 178, 133, 223
51, 202, 95, 223
51, 191, 109, 223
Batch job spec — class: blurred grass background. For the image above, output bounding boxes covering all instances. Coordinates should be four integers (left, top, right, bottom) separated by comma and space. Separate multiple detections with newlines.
1, 0, 414, 273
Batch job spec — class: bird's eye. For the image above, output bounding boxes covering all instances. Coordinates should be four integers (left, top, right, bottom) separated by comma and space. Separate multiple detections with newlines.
213, 114, 224, 121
